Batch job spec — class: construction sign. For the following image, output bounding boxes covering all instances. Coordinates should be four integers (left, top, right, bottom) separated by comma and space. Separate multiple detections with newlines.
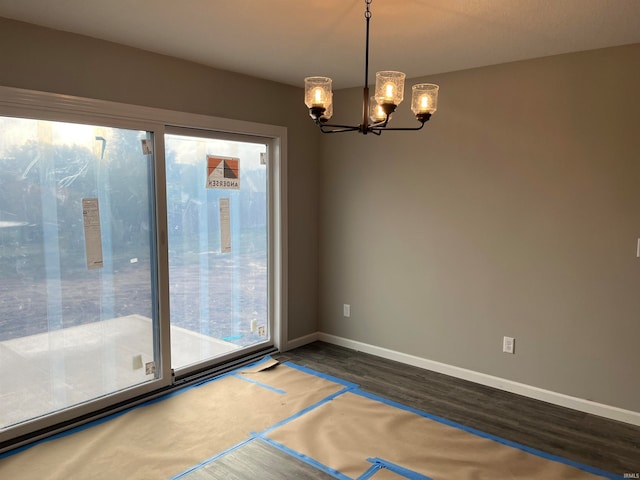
206, 155, 240, 190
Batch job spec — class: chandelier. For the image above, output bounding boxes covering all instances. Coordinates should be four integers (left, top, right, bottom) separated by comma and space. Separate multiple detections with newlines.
304, 0, 439, 135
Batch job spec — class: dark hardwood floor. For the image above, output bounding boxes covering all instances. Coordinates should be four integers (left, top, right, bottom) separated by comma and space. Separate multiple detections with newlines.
183, 341, 640, 479
181, 439, 336, 480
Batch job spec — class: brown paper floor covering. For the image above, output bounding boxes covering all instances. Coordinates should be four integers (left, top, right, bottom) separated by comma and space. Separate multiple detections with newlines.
1, 359, 616, 480
0, 361, 344, 479
265, 391, 613, 480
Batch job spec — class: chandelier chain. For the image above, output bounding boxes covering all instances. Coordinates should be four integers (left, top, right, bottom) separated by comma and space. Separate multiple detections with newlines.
364, 0, 372, 90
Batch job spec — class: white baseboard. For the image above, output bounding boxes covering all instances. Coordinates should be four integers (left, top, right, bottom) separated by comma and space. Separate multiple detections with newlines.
282, 332, 319, 352
315, 332, 640, 427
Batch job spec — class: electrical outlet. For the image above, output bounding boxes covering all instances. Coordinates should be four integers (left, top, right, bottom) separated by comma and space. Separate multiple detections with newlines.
343, 304, 351, 317
503, 336, 515, 354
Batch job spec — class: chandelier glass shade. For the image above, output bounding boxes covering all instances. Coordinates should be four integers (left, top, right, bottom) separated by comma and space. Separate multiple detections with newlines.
304, 0, 439, 135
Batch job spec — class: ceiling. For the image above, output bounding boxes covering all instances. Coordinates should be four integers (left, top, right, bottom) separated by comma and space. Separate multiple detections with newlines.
1, 0, 639, 89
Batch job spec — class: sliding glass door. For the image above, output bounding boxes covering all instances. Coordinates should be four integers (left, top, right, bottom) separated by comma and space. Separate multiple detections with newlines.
165, 129, 272, 372
0, 86, 285, 445
0, 116, 158, 429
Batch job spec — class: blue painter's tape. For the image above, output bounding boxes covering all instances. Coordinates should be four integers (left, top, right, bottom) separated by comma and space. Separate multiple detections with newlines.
0, 355, 277, 461
4, 357, 621, 480
257, 386, 352, 436
250, 384, 356, 480
257, 436, 353, 480
283, 361, 360, 390
233, 373, 286, 394
0, 381, 202, 460
169, 437, 256, 479
363, 458, 432, 480
222, 334, 242, 341
353, 390, 623, 480
357, 462, 383, 480
190, 354, 278, 388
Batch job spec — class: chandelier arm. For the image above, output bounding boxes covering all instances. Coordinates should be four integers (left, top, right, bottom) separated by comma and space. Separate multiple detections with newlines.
369, 122, 427, 132
318, 124, 362, 134
375, 113, 392, 128
315, 120, 362, 129
312, 116, 361, 131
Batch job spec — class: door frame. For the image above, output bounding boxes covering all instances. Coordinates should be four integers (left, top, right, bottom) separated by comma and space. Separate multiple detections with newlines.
0, 85, 288, 448
164, 126, 279, 379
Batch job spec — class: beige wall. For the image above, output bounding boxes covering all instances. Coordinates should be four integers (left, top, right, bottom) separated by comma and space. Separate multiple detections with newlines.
319, 44, 640, 412
0, 17, 320, 341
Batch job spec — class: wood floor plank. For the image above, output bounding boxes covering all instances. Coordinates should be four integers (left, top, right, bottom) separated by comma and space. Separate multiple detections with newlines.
275, 341, 640, 476
178, 341, 639, 478
178, 439, 335, 480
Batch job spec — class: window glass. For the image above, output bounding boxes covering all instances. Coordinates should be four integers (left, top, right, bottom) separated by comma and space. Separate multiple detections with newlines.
165, 132, 269, 369
0, 116, 157, 428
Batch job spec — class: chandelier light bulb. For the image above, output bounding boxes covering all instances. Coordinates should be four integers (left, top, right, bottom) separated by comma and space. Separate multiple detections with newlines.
375, 71, 405, 106
305, 76, 333, 120
411, 83, 439, 116
384, 83, 395, 102
370, 96, 387, 123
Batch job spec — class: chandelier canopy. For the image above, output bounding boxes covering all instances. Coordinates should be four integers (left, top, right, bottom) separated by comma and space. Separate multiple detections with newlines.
304, 0, 439, 135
